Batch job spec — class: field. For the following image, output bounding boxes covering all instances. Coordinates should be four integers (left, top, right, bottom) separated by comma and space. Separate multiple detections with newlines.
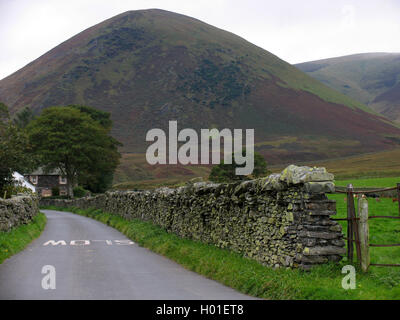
113, 148, 400, 190
329, 174, 400, 287
335, 176, 400, 188
113, 152, 212, 190
271, 148, 400, 180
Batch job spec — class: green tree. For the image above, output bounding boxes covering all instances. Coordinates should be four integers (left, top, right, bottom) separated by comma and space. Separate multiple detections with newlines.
68, 105, 112, 130
0, 103, 37, 195
252, 152, 269, 178
27, 106, 121, 197
0, 102, 9, 121
209, 159, 238, 183
67, 105, 121, 193
209, 151, 268, 183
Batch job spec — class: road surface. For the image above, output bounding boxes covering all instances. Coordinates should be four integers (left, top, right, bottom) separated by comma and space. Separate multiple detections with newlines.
0, 210, 254, 300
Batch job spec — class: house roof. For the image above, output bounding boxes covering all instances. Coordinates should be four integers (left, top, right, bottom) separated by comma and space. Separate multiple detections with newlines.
27, 167, 63, 176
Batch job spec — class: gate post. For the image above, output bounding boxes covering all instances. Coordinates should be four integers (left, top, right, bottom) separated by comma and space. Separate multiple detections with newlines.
358, 195, 370, 272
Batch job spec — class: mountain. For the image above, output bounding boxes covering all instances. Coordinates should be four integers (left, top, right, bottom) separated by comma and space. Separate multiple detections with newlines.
1, 9, 400, 183
295, 53, 400, 122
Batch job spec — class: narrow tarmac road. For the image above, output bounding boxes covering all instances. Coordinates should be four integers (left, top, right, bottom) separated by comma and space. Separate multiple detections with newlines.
0, 210, 253, 300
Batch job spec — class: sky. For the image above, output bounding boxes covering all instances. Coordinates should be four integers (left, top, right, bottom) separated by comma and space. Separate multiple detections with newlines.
1, 0, 400, 80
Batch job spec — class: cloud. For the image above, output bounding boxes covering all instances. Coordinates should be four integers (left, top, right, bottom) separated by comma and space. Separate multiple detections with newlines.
341, 4, 356, 29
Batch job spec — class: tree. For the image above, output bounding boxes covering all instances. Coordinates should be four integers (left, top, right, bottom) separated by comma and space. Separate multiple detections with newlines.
209, 151, 268, 183
209, 159, 239, 183
252, 152, 269, 178
67, 105, 122, 193
0, 102, 9, 121
0, 103, 37, 195
13, 107, 35, 129
27, 106, 121, 197
68, 105, 112, 130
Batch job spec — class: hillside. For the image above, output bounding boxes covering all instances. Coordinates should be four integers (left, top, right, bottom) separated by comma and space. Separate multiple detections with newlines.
270, 148, 400, 180
295, 53, 400, 122
1, 9, 400, 184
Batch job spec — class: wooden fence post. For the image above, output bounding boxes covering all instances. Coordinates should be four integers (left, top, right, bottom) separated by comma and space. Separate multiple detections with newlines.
347, 184, 354, 262
358, 195, 370, 272
353, 200, 362, 265
397, 183, 400, 217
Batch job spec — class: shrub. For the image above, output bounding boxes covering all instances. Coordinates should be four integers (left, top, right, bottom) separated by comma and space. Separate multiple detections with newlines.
209, 151, 268, 183
73, 186, 88, 198
51, 186, 60, 197
1, 184, 34, 199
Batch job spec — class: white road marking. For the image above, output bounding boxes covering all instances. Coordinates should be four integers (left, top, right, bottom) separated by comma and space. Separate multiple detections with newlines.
43, 240, 135, 246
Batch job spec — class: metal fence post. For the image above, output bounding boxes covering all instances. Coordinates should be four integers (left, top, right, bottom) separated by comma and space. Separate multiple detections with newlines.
358, 195, 370, 272
397, 183, 400, 217
347, 184, 354, 262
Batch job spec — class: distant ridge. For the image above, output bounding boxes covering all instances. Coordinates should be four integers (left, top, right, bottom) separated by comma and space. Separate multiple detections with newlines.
295, 52, 400, 122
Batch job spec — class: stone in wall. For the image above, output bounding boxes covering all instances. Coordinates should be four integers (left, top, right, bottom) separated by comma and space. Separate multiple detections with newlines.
0, 195, 39, 232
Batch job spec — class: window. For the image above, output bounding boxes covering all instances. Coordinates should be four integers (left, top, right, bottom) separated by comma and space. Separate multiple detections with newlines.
59, 176, 67, 185
30, 176, 38, 185
60, 188, 68, 196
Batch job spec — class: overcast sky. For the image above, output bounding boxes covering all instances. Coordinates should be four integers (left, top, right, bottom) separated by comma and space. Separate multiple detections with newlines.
1, 0, 400, 80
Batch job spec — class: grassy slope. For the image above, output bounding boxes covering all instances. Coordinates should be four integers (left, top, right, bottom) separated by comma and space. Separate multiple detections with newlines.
295, 53, 400, 117
0, 212, 47, 264
42, 205, 399, 299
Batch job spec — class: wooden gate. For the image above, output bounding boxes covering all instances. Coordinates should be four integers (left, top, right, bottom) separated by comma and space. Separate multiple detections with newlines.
333, 183, 400, 271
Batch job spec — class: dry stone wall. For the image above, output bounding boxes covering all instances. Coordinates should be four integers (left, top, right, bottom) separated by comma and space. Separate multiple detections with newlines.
41, 165, 345, 269
0, 195, 39, 232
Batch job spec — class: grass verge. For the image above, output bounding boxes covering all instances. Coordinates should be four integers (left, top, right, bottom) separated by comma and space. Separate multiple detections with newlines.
42, 205, 400, 299
0, 212, 47, 264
